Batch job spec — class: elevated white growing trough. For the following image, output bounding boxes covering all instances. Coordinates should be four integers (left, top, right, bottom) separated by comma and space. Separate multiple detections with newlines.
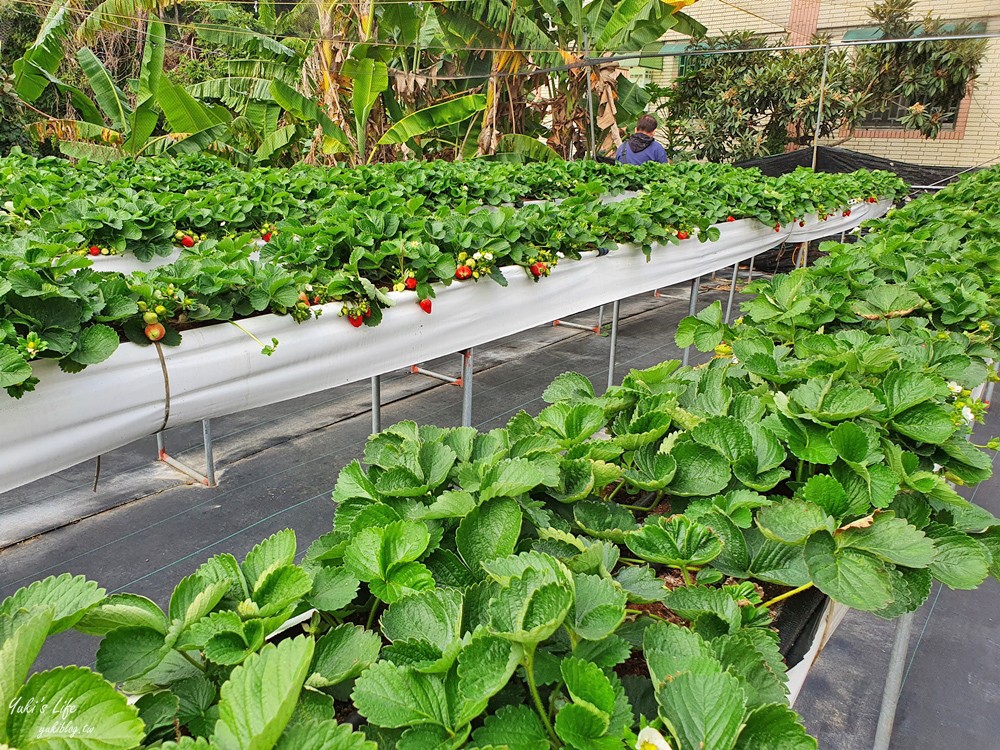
0, 200, 890, 494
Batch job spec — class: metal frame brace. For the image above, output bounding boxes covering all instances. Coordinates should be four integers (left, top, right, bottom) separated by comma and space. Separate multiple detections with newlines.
156, 419, 217, 487
552, 305, 606, 334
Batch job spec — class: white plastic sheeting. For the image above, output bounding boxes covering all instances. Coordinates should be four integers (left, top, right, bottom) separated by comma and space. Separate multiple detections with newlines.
1, 204, 885, 494
786, 198, 892, 243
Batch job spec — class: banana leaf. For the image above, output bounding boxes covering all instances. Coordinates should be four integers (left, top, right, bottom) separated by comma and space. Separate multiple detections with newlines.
376, 94, 487, 146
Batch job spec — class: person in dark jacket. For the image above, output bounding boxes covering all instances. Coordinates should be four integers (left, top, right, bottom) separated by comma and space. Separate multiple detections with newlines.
615, 114, 668, 165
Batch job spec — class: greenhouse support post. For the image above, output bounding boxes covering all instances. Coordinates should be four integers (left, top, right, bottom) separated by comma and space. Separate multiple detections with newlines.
202, 419, 216, 488
371, 376, 381, 433
607, 300, 621, 390
873, 611, 916, 750
461, 349, 474, 427
724, 262, 739, 323
811, 45, 830, 170
681, 277, 701, 367
583, 31, 597, 160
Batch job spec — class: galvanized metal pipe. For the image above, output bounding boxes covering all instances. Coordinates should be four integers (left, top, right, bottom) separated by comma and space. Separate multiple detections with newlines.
681, 277, 701, 367
202, 419, 216, 487
607, 300, 621, 391
873, 611, 916, 750
371, 376, 381, 434
461, 349, 474, 427
811, 45, 830, 171
724, 263, 739, 323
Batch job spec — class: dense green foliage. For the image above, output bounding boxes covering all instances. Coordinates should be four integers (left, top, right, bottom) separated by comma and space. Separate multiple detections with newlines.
2, 166, 999, 750
0, 154, 904, 397
650, 0, 988, 161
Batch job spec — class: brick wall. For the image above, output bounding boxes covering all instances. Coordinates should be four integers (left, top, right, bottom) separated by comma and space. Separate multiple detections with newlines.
653, 0, 1000, 167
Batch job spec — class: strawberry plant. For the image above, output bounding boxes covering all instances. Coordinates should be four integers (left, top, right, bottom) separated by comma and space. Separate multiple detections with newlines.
0, 151, 908, 398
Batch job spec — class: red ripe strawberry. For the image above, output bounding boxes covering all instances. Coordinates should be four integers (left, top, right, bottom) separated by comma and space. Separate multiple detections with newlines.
774, 223, 782, 232
868, 196, 878, 203
676, 230, 689, 240
262, 232, 272, 242
799, 220, 806, 227
348, 315, 363, 327
843, 209, 851, 217
726, 216, 736, 222
419, 298, 432, 314
363, 308, 372, 318
89, 246, 101, 256
404, 277, 417, 290
455, 265, 472, 280
529, 262, 547, 278
181, 235, 195, 248
144, 323, 166, 341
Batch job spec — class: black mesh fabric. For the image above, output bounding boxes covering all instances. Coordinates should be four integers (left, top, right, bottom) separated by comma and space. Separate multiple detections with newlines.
735, 145, 971, 186
774, 587, 831, 668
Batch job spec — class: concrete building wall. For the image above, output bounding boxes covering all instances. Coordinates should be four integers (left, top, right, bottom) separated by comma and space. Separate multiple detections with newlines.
654, 0, 1000, 167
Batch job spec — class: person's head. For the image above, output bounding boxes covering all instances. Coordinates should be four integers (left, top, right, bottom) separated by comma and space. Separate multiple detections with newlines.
636, 114, 658, 135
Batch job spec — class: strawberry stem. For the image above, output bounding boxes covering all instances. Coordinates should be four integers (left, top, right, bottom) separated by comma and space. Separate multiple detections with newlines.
762, 582, 815, 609
523, 646, 557, 745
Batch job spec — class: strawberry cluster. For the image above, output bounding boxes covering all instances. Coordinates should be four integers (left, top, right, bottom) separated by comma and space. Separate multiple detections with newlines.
454, 250, 496, 281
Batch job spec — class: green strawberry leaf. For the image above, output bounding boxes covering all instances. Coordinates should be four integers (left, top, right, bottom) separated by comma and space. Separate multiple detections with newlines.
7, 667, 145, 749
734, 703, 818, 750
756, 500, 836, 545
568, 573, 627, 641
923, 523, 990, 590
656, 672, 745, 750
96, 626, 169, 683
274, 719, 376, 750
626, 515, 723, 568
0, 608, 53, 743
457, 497, 523, 575
836, 512, 936, 568
241, 529, 297, 592
75, 593, 167, 636
803, 531, 893, 611
351, 661, 450, 729
471, 704, 549, 750
214, 636, 315, 750
0, 573, 105, 635
665, 442, 731, 496
308, 624, 382, 688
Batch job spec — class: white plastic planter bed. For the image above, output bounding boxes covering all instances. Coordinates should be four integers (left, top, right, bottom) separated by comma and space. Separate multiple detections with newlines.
786, 198, 891, 243
0, 205, 884, 495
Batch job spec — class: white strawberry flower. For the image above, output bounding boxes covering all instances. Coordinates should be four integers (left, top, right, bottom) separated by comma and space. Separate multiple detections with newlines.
948, 381, 962, 394
962, 405, 975, 422
3, 200, 13, 211
636, 727, 673, 750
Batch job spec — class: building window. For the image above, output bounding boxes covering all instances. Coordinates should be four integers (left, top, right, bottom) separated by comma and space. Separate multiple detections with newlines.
861, 99, 958, 131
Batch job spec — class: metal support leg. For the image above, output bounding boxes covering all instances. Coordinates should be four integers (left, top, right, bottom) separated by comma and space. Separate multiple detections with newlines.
985, 379, 995, 408
746, 256, 755, 285
681, 277, 701, 367
724, 262, 739, 324
873, 611, 916, 750
202, 419, 216, 487
371, 376, 381, 433
607, 300, 621, 391
461, 349, 473, 427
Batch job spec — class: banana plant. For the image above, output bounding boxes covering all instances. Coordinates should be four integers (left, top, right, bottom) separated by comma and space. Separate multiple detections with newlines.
19, 17, 238, 163
271, 57, 487, 165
